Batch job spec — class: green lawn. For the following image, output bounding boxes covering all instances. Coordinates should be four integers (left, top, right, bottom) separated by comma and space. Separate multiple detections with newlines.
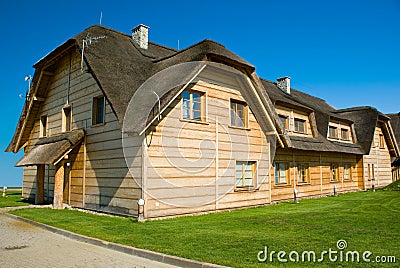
10, 190, 400, 267
0, 189, 30, 208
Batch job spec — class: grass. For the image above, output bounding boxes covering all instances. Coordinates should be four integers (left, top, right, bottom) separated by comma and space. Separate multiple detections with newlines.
9, 190, 400, 267
381, 179, 400, 191
0, 189, 30, 208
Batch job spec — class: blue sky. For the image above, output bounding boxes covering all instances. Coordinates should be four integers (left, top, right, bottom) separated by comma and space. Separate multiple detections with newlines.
0, 0, 399, 186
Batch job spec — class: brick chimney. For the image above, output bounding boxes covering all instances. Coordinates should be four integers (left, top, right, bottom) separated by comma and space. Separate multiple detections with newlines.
277, 77, 291, 94
132, 24, 149, 49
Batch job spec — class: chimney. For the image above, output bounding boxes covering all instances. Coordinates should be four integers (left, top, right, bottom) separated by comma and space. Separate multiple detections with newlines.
132, 24, 149, 50
277, 77, 291, 94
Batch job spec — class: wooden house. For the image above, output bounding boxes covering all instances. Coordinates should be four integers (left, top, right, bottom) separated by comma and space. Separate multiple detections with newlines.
7, 25, 399, 219
388, 113, 400, 181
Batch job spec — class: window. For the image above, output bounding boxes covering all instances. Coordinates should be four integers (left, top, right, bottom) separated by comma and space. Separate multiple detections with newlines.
62, 106, 71, 132
230, 99, 248, 128
328, 126, 338, 139
274, 162, 289, 185
182, 90, 204, 121
368, 164, 371, 180
235, 161, 256, 188
40, 115, 47, 138
279, 114, 289, 131
294, 118, 306, 133
92, 96, 105, 125
379, 134, 385, 148
297, 164, 309, 184
330, 164, 339, 182
341, 129, 349, 141
344, 164, 352, 181
371, 164, 375, 180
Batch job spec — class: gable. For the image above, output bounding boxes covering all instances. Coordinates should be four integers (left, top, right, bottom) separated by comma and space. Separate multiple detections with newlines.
122, 62, 284, 150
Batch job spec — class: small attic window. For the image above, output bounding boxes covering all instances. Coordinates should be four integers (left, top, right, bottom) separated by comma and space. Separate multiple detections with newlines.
40, 115, 47, 138
92, 96, 105, 125
379, 134, 385, 148
62, 106, 72, 132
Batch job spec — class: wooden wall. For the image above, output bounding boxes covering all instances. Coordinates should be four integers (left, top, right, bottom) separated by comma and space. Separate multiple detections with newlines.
272, 149, 361, 201
143, 70, 272, 219
22, 49, 140, 215
362, 123, 393, 188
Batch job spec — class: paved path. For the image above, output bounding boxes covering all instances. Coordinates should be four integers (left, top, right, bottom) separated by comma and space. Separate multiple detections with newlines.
0, 211, 178, 268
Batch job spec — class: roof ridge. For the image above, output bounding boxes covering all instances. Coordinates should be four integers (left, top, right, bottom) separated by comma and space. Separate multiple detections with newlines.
260, 77, 334, 109
335, 106, 377, 113
152, 39, 225, 63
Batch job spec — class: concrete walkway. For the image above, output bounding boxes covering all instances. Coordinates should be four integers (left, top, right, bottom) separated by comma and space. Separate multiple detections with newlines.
0, 210, 178, 268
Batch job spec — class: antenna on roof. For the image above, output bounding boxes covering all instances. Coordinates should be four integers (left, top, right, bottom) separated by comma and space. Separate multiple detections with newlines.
19, 75, 32, 99
80, 33, 107, 72
177, 39, 180, 50
99, 11, 103, 25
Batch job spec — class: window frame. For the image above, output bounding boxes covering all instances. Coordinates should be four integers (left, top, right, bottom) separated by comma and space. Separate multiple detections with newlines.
61, 105, 72, 133
330, 163, 339, 182
278, 114, 289, 132
294, 118, 306, 134
297, 163, 310, 184
235, 161, 256, 189
379, 134, 385, 149
328, 125, 338, 139
340, 128, 349, 141
274, 162, 290, 185
92, 95, 106, 126
181, 89, 206, 122
230, 99, 249, 129
39, 115, 47, 138
343, 164, 352, 181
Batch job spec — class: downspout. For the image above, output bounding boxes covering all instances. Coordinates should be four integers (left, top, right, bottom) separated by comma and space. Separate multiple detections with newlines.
67, 52, 72, 104
82, 120, 87, 207
215, 116, 219, 211
268, 142, 271, 203
141, 134, 147, 220
320, 152, 323, 195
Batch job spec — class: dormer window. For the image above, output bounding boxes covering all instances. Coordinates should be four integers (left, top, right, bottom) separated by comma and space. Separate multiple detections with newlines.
328, 122, 353, 143
279, 115, 289, 131
328, 126, 338, 139
294, 118, 306, 133
341, 129, 349, 141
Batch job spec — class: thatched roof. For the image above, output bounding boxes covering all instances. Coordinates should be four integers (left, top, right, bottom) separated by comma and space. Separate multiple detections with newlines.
7, 25, 282, 153
16, 129, 84, 167
262, 79, 399, 156
6, 25, 399, 158
388, 113, 400, 146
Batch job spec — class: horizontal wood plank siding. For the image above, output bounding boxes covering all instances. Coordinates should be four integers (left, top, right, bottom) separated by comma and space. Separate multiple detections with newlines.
22, 50, 141, 215
145, 75, 271, 218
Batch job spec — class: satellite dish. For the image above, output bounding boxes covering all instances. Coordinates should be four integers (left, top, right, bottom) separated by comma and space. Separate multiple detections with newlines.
24, 75, 32, 81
